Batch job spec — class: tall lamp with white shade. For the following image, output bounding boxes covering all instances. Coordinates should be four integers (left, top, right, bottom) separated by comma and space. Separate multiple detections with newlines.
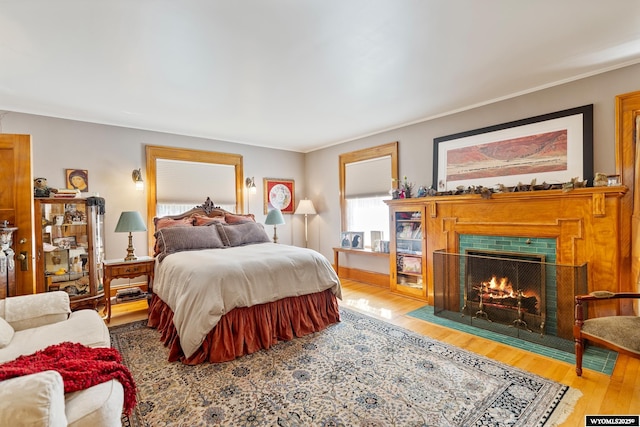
114, 211, 147, 261
264, 209, 285, 243
294, 199, 316, 248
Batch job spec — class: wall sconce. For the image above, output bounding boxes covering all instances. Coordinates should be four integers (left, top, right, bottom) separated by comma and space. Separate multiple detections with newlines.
245, 177, 257, 213
132, 169, 144, 191
245, 177, 257, 194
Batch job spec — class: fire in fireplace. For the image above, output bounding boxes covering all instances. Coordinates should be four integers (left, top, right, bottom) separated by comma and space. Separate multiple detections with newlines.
464, 250, 545, 334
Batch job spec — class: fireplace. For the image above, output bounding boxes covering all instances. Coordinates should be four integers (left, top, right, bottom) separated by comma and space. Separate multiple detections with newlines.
464, 250, 545, 335
433, 247, 587, 349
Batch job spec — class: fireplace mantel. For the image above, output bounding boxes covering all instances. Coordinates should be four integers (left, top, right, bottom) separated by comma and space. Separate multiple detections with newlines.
386, 186, 628, 308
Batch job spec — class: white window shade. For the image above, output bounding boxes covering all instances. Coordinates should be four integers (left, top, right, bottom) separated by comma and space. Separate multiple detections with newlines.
345, 156, 392, 198
156, 159, 236, 205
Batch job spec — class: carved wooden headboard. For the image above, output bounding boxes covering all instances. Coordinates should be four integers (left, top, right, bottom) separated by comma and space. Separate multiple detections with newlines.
162, 197, 230, 220
153, 197, 236, 228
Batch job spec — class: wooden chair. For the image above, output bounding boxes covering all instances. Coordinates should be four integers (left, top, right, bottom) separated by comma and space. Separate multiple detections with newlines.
574, 291, 640, 376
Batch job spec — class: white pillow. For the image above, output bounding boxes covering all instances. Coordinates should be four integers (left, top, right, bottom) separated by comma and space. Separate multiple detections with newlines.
0, 317, 14, 348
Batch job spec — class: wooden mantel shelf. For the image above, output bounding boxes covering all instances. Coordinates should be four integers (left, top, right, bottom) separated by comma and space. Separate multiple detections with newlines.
387, 185, 626, 200
385, 185, 627, 204
386, 186, 627, 219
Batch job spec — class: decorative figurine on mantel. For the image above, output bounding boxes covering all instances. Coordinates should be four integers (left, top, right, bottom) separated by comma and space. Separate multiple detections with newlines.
593, 172, 608, 187
33, 177, 58, 198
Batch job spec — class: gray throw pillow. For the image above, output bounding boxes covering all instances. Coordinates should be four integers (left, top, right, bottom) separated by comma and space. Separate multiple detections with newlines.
155, 226, 225, 262
215, 222, 271, 247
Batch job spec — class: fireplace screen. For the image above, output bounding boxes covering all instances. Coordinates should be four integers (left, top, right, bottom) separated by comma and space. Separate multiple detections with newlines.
464, 250, 545, 334
432, 249, 588, 348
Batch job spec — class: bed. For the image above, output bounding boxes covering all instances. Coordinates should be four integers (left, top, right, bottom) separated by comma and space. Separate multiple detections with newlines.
146, 198, 342, 365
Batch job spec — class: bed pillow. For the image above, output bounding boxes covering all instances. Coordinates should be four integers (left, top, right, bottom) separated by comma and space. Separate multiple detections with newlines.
153, 217, 195, 255
224, 213, 256, 224
215, 222, 271, 247
154, 216, 194, 230
155, 225, 225, 262
193, 215, 226, 226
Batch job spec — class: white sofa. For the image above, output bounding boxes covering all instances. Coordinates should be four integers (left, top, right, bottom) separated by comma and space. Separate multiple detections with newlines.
0, 291, 124, 427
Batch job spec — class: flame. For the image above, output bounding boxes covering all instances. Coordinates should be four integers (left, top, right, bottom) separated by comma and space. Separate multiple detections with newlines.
481, 275, 517, 297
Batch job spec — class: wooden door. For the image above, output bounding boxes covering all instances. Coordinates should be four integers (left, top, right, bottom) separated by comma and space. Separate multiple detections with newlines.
615, 91, 640, 314
0, 134, 34, 295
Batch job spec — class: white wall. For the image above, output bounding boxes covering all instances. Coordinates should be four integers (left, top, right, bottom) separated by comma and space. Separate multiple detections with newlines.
0, 114, 306, 260
306, 63, 640, 273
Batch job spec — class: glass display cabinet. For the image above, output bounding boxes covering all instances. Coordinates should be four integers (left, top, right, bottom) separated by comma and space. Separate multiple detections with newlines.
389, 205, 427, 299
34, 197, 105, 310
0, 222, 18, 299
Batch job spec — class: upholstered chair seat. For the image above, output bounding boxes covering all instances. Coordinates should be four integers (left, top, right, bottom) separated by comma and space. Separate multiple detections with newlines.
574, 291, 640, 376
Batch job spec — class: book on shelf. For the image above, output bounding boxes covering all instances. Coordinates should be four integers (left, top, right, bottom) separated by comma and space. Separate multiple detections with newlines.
401, 256, 422, 274
53, 189, 81, 198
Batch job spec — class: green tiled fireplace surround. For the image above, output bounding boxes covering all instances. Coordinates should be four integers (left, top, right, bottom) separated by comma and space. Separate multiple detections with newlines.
459, 235, 557, 263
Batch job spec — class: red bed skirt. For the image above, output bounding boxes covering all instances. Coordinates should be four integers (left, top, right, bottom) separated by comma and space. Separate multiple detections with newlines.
147, 289, 341, 365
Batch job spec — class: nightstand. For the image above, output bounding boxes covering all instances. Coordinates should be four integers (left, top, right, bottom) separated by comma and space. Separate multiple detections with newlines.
102, 256, 155, 323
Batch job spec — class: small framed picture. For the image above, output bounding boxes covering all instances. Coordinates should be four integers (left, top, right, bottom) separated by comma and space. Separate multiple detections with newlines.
53, 236, 77, 249
340, 232, 351, 248
341, 231, 364, 249
66, 169, 89, 192
370, 231, 383, 251
263, 178, 295, 214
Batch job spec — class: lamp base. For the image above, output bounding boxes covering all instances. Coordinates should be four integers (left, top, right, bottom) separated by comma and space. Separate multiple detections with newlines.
272, 225, 279, 244
124, 253, 138, 262
124, 232, 138, 261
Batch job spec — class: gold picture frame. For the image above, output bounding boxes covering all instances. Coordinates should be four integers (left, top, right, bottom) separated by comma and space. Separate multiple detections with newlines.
263, 178, 295, 214
66, 169, 89, 192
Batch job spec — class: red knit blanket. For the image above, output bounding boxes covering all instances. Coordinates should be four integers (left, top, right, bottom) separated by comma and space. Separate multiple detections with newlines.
0, 342, 137, 415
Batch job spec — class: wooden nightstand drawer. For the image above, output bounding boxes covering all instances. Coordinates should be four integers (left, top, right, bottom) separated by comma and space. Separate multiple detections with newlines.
110, 263, 153, 276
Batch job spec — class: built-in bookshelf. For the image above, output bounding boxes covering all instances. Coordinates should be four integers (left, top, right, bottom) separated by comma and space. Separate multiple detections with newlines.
388, 206, 426, 299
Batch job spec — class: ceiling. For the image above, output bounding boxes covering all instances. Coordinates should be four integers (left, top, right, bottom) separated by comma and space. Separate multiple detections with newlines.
1, 1, 640, 153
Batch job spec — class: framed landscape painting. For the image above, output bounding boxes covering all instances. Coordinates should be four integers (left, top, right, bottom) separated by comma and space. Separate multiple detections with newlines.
432, 105, 593, 191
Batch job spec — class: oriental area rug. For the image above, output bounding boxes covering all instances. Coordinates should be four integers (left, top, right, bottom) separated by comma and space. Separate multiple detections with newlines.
110, 308, 580, 427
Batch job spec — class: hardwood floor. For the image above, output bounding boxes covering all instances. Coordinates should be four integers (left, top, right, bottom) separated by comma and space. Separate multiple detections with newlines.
106, 279, 640, 424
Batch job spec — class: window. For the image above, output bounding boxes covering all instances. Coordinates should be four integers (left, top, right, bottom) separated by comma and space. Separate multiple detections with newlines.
155, 159, 237, 214
145, 145, 244, 252
339, 142, 398, 249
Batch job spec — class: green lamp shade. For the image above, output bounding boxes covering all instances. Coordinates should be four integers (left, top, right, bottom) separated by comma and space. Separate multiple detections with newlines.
265, 209, 285, 225
114, 211, 147, 233
114, 211, 147, 261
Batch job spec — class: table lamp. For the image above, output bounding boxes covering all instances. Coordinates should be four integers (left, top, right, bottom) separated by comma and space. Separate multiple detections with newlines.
294, 199, 316, 248
265, 209, 285, 243
114, 211, 147, 261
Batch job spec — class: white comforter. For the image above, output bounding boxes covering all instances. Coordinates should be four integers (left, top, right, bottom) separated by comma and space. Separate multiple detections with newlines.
153, 243, 342, 358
